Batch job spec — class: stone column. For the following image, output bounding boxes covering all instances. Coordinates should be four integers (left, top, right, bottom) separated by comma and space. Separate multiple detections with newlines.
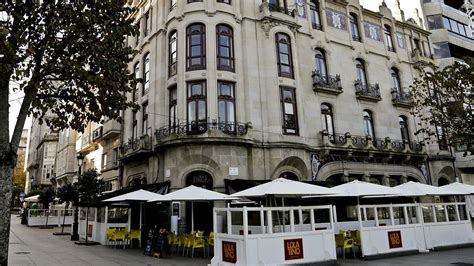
381, 174, 390, 186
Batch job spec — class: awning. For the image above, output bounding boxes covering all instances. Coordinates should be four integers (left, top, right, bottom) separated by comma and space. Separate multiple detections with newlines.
103, 189, 164, 203
395, 181, 467, 196
148, 185, 233, 202
441, 182, 474, 195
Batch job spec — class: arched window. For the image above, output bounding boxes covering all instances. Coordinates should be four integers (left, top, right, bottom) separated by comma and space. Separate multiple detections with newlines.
391, 67, 402, 94
321, 103, 334, 136
350, 13, 361, 42
275, 33, 294, 79
143, 53, 150, 94
309, 1, 322, 30
314, 49, 327, 79
169, 31, 177, 77
186, 23, 206, 71
363, 110, 375, 139
216, 24, 234, 71
384, 25, 395, 52
399, 116, 410, 143
356, 59, 367, 86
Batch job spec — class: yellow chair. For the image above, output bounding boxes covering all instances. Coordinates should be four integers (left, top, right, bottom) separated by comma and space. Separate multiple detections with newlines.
335, 234, 355, 259
106, 228, 117, 247
178, 234, 187, 256
350, 230, 361, 255
206, 232, 215, 257
129, 229, 141, 248
184, 234, 195, 257
114, 229, 127, 249
191, 234, 206, 258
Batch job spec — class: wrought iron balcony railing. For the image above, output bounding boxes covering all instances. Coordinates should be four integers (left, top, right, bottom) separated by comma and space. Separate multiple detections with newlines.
355, 81, 381, 101
323, 131, 425, 154
391, 89, 415, 107
120, 135, 151, 156
155, 121, 249, 141
312, 72, 343, 94
267, 3, 295, 16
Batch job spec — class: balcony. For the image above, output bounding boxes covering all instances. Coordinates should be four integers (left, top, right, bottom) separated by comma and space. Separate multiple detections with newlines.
312, 72, 343, 95
79, 132, 97, 154
92, 126, 103, 141
391, 89, 415, 108
322, 131, 425, 154
260, 2, 295, 17
120, 135, 152, 161
155, 121, 249, 144
355, 81, 382, 102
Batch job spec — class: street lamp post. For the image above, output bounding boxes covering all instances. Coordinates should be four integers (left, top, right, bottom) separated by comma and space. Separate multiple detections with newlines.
71, 154, 84, 241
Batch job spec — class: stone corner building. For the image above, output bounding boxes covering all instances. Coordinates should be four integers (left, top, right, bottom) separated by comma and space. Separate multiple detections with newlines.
120, 0, 457, 226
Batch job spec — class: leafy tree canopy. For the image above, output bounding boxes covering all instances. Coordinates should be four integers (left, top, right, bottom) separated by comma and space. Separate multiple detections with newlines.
411, 57, 473, 154
56, 183, 78, 206
38, 187, 56, 209
76, 169, 104, 204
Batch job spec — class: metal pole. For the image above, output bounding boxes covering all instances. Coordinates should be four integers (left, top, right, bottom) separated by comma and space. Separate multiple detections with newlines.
191, 201, 194, 232
71, 165, 81, 241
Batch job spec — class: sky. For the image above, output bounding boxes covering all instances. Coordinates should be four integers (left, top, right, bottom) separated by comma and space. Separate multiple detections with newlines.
9, 88, 31, 139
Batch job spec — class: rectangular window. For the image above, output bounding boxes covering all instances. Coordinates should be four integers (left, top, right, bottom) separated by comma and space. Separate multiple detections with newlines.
216, 25, 235, 71
280, 86, 298, 135
187, 81, 207, 133
112, 147, 119, 166
169, 31, 178, 77
275, 33, 294, 79
217, 0, 231, 3
143, 53, 150, 94
169, 86, 178, 129
142, 103, 148, 135
310, 2, 322, 30
186, 24, 206, 71
187, 0, 203, 3
102, 153, 107, 170
144, 11, 149, 37
218, 82, 235, 125
132, 110, 138, 139
133, 63, 139, 101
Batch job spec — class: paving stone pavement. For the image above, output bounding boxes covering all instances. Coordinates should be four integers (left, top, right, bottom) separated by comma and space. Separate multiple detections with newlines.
8, 215, 474, 265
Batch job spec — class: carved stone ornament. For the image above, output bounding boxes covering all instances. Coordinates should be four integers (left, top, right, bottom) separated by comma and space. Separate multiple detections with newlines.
261, 17, 301, 38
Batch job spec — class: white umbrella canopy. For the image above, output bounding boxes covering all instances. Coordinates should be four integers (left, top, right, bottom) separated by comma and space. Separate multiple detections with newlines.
148, 185, 234, 202
305, 180, 405, 198
24, 195, 39, 202
230, 178, 334, 198
441, 182, 474, 195
103, 189, 164, 202
395, 181, 467, 196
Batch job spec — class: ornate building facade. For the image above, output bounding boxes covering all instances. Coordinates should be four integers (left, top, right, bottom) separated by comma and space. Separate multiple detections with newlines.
120, 0, 453, 200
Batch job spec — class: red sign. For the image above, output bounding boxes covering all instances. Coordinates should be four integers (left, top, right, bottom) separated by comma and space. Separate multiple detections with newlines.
388, 231, 403, 249
284, 239, 304, 260
222, 241, 237, 263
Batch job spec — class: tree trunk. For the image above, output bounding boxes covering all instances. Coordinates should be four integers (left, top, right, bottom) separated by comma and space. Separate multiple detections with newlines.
61, 202, 69, 233
45, 208, 50, 227
0, 165, 13, 266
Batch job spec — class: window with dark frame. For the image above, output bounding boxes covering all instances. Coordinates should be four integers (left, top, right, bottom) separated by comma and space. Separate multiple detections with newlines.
391, 67, 402, 94
132, 110, 138, 139
142, 102, 148, 136
275, 33, 294, 79
363, 110, 375, 139
216, 24, 235, 71
169, 31, 178, 77
280, 86, 299, 135
321, 103, 334, 136
399, 116, 410, 143
217, 0, 231, 4
169, 86, 177, 129
187, 0, 203, 2
133, 62, 139, 102
350, 13, 361, 42
186, 23, 206, 71
314, 49, 327, 79
384, 25, 395, 52
218, 82, 235, 126
309, 1, 322, 30
356, 59, 367, 85
144, 11, 150, 37
187, 81, 207, 133
143, 53, 150, 95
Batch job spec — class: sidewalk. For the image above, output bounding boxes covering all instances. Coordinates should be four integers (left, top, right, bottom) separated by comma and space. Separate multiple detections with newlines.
8, 215, 210, 265
8, 215, 474, 265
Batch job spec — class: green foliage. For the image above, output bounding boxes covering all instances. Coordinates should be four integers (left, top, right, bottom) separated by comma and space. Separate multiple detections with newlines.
1, 0, 139, 132
38, 187, 56, 209
76, 169, 104, 204
411, 57, 474, 153
57, 183, 78, 208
